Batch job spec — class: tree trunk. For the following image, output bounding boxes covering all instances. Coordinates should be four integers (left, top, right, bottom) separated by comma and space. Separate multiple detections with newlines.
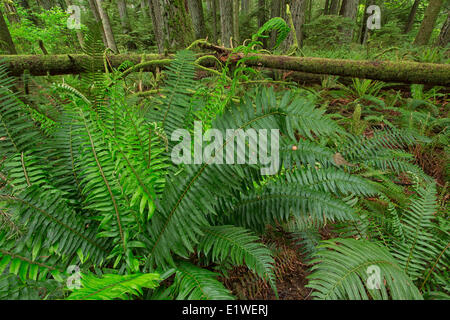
414, 0, 443, 46
324, 0, 330, 15
94, 0, 118, 53
339, 0, 358, 40
257, 0, 267, 29
241, 0, 249, 14
165, 0, 195, 48
0, 8, 17, 54
307, 0, 312, 23
219, 0, 233, 47
117, 0, 137, 50
3, 51, 450, 86
211, 0, 218, 43
233, 0, 240, 44
269, 0, 282, 48
187, 0, 206, 39
87, 0, 108, 47
436, 11, 450, 47
404, 0, 421, 34
329, 0, 340, 14
148, 0, 165, 53
359, 0, 375, 44
285, 0, 307, 49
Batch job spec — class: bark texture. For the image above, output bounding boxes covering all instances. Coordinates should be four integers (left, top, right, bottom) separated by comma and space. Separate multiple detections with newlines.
414, 0, 443, 45
165, 0, 195, 48
269, 0, 281, 48
219, 0, 233, 46
233, 0, 240, 44
285, 0, 307, 49
148, 0, 165, 53
339, 0, 359, 40
436, 11, 450, 47
187, 0, 207, 39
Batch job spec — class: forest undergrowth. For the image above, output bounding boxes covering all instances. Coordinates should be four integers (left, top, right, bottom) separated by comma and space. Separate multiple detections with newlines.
0, 15, 448, 301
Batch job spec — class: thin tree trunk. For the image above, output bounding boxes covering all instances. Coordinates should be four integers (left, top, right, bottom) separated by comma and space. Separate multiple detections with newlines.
219, 0, 233, 47
329, 0, 340, 14
211, 0, 218, 43
404, 0, 421, 33
0, 8, 17, 54
148, 0, 165, 53
324, 0, 330, 15
436, 11, 450, 47
94, 0, 118, 53
414, 0, 444, 46
307, 0, 312, 23
187, 0, 206, 39
359, 0, 375, 44
87, 0, 108, 47
117, 0, 137, 50
233, 0, 240, 44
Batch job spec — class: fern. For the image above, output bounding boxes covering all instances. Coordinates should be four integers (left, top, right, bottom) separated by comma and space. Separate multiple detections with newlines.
169, 262, 235, 300
67, 272, 161, 300
198, 225, 277, 294
253, 17, 291, 49
307, 238, 423, 300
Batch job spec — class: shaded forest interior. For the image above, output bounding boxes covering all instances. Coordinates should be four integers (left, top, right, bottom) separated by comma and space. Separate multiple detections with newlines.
0, 0, 449, 301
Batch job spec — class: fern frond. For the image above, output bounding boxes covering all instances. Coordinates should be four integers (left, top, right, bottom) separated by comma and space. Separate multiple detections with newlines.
170, 262, 235, 300
67, 272, 160, 300
253, 17, 290, 49
307, 238, 423, 300
198, 225, 277, 294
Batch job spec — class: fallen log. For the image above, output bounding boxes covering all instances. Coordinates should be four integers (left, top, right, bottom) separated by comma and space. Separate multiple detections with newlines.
1, 50, 449, 86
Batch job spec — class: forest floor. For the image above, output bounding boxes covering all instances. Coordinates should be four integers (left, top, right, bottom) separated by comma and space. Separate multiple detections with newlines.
222, 227, 336, 300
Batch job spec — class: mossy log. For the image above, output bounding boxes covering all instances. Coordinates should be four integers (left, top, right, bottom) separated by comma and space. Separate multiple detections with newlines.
1, 51, 449, 86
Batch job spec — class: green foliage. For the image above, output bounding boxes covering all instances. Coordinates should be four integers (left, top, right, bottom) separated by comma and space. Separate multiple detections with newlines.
253, 17, 290, 49
307, 238, 423, 300
6, 5, 82, 54
303, 15, 357, 48
0, 35, 447, 301
67, 272, 161, 300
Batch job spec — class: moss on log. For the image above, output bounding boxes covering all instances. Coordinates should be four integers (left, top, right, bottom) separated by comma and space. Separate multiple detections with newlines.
244, 54, 450, 86
1, 51, 449, 86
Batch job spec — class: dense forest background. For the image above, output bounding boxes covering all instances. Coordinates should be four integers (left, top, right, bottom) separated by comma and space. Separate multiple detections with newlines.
0, 0, 448, 301
0, 0, 449, 57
